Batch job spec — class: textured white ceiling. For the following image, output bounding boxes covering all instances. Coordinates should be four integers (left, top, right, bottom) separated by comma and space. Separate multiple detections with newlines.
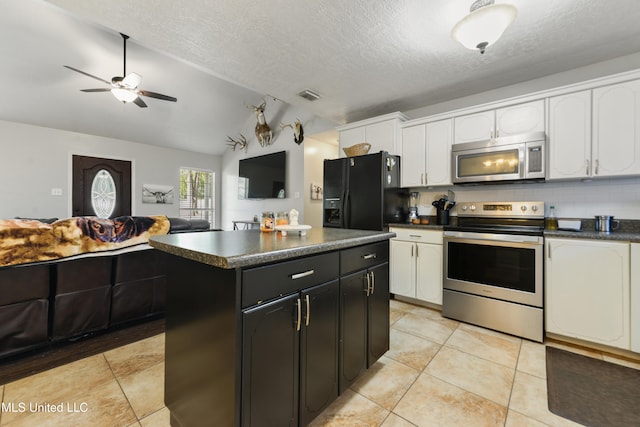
3, 0, 640, 155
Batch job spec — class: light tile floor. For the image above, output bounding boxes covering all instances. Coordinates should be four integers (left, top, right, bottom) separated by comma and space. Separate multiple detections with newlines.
2, 300, 639, 426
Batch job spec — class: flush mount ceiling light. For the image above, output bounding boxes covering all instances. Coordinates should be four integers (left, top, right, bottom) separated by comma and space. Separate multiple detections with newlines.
451, 0, 517, 54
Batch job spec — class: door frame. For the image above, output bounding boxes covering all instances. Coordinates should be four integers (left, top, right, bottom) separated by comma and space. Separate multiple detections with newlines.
67, 151, 136, 217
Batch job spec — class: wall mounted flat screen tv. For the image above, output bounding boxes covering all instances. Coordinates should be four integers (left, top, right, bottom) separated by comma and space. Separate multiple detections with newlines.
238, 151, 286, 199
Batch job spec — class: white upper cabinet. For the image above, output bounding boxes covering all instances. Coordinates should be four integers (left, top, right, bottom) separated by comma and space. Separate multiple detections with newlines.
548, 79, 640, 180
592, 79, 640, 177
401, 119, 452, 187
548, 90, 592, 179
337, 112, 408, 157
401, 125, 426, 187
495, 100, 545, 137
453, 110, 494, 143
454, 100, 544, 144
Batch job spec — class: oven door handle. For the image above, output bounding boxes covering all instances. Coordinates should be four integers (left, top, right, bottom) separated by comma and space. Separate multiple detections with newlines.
444, 231, 543, 244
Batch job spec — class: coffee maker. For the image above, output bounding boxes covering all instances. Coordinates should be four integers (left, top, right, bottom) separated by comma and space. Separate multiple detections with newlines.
407, 192, 419, 223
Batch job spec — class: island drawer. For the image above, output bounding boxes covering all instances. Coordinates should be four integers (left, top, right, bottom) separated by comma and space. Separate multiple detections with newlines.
242, 251, 339, 308
340, 241, 389, 275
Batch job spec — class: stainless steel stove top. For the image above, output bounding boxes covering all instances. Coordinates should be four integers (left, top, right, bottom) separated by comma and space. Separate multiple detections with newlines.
446, 201, 545, 236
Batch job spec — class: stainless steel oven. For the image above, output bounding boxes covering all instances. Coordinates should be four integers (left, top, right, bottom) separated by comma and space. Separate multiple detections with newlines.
442, 201, 545, 342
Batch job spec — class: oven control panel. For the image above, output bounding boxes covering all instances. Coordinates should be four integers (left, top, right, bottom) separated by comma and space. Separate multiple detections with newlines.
457, 201, 545, 218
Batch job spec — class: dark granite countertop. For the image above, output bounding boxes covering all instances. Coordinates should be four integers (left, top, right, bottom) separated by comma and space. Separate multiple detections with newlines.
544, 229, 640, 243
545, 218, 640, 243
150, 228, 396, 269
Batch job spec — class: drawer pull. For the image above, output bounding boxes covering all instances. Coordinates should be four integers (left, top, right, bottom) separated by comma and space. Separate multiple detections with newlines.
291, 269, 315, 280
409, 234, 422, 238
362, 253, 377, 260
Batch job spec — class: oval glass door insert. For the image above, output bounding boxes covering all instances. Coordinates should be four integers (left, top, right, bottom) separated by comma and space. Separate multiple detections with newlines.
91, 169, 117, 218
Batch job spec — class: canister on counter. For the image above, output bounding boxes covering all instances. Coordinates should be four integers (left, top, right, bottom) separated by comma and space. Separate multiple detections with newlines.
276, 212, 289, 226
260, 211, 275, 232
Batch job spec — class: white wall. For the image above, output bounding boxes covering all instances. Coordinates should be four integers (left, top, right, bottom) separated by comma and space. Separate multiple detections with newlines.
0, 120, 222, 226
405, 52, 640, 119
219, 99, 336, 230
303, 137, 339, 228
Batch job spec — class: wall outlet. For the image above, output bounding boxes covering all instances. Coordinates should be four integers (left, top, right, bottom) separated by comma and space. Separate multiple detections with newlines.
294, 192, 300, 199
51, 188, 63, 196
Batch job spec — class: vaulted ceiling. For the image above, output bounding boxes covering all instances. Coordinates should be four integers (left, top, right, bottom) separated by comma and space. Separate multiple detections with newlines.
3, 1, 640, 155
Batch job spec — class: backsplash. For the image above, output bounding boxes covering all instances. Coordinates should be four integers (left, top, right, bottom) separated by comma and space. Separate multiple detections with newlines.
410, 177, 640, 220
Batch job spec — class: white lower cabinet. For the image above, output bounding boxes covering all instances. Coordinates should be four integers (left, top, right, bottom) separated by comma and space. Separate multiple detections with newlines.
389, 228, 443, 305
545, 238, 630, 349
631, 243, 640, 353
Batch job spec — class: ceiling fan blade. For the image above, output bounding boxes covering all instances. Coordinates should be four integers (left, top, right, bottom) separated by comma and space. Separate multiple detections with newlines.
80, 88, 112, 93
64, 65, 111, 85
122, 72, 142, 89
138, 90, 177, 102
133, 97, 148, 108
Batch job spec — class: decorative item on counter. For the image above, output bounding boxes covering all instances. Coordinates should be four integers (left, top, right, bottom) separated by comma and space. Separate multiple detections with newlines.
276, 209, 311, 236
545, 205, 558, 230
342, 143, 371, 157
279, 119, 304, 145
420, 216, 430, 225
246, 99, 273, 147
260, 211, 275, 232
289, 209, 299, 225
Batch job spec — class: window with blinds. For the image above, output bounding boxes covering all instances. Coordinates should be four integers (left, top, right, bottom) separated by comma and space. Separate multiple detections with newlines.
179, 168, 215, 226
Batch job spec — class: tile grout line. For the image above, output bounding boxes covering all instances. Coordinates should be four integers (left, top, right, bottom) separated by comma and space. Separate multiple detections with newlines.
101, 352, 141, 425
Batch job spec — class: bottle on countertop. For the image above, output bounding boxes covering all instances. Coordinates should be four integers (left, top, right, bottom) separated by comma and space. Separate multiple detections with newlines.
545, 205, 558, 230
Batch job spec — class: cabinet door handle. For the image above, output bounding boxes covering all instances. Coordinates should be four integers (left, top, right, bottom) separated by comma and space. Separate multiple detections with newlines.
291, 269, 314, 280
585, 159, 589, 175
305, 294, 310, 327
415, 245, 419, 258
296, 298, 302, 331
370, 271, 375, 295
363, 253, 377, 260
595, 159, 599, 175
420, 173, 424, 185
411, 245, 414, 257
365, 272, 371, 296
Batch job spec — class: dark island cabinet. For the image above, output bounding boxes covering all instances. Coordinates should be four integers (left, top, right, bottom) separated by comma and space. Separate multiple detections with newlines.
161, 236, 391, 427
339, 241, 390, 393
241, 255, 340, 427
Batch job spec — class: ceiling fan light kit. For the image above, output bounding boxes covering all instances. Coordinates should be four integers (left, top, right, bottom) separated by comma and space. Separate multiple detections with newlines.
451, 0, 517, 54
64, 33, 177, 107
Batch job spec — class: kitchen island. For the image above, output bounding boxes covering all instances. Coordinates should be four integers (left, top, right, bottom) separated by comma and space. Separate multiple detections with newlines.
150, 228, 394, 427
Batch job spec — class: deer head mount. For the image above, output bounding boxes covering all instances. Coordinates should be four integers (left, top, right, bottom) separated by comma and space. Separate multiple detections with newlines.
246, 99, 273, 147
279, 119, 304, 145
226, 134, 248, 152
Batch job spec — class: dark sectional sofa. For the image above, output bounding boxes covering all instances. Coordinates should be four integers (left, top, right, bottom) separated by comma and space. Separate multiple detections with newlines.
0, 217, 212, 360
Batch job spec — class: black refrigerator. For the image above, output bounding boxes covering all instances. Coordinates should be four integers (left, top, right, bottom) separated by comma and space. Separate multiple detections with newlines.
323, 151, 407, 231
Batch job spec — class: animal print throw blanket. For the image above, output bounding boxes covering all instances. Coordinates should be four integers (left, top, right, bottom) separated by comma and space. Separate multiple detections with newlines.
0, 216, 170, 267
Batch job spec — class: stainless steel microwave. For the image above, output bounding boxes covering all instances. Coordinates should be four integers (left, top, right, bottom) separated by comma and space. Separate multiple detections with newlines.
451, 132, 546, 184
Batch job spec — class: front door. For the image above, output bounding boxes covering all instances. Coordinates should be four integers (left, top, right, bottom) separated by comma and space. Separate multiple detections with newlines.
72, 155, 132, 218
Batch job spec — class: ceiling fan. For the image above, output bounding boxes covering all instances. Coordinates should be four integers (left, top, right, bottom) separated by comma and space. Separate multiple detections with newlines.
64, 33, 177, 108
